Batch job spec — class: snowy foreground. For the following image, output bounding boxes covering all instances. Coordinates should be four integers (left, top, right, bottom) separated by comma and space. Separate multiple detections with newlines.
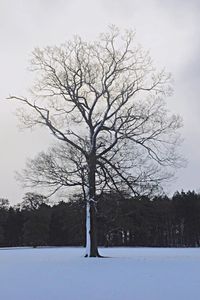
1, 247, 200, 300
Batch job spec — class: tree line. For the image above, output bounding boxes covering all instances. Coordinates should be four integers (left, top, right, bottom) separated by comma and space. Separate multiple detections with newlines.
0, 190, 199, 248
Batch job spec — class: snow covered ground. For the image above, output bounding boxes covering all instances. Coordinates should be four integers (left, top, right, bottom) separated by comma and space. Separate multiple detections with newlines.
0, 247, 200, 300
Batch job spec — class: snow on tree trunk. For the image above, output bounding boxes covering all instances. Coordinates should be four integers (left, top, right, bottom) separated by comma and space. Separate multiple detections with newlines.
85, 196, 100, 257
85, 190, 91, 257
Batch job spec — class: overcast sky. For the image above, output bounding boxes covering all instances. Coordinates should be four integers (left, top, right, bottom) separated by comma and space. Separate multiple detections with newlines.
0, 0, 199, 204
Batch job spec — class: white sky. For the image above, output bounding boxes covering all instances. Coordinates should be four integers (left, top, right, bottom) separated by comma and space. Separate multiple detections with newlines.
0, 0, 199, 204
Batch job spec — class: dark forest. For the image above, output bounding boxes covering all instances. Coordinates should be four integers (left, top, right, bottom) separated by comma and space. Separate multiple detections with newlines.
0, 190, 200, 248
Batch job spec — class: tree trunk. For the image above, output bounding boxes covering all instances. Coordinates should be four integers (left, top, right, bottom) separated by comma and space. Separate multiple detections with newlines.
85, 153, 101, 257
85, 199, 91, 256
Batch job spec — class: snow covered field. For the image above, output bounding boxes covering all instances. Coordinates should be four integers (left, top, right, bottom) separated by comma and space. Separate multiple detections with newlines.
1, 247, 200, 300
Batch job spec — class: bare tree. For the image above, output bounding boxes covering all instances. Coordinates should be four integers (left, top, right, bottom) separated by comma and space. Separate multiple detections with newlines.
9, 26, 183, 257
20, 192, 48, 211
